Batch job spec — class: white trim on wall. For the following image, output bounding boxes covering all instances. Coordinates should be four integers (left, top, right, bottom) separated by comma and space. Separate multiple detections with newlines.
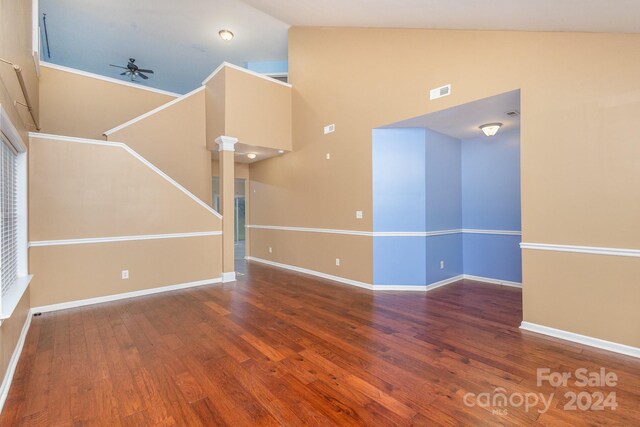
521, 242, 640, 258
0, 309, 31, 413
28, 133, 223, 220
103, 86, 205, 136
247, 256, 481, 292
462, 229, 521, 236
374, 275, 464, 291
201, 62, 292, 88
520, 321, 640, 359
29, 231, 222, 247
247, 225, 521, 238
247, 225, 374, 236
221, 272, 236, 283
40, 62, 182, 97
31, 277, 223, 314
374, 229, 463, 237
462, 274, 522, 288
246, 256, 374, 290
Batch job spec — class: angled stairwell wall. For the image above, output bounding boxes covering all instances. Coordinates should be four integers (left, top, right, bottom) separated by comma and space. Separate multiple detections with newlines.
28, 134, 222, 309
38, 63, 177, 140
104, 87, 212, 204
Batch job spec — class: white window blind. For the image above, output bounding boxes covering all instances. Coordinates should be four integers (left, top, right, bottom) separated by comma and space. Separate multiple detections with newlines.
1, 135, 18, 296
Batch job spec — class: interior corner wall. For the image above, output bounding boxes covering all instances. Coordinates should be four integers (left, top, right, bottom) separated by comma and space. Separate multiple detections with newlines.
462, 128, 522, 283
372, 128, 462, 286
424, 129, 463, 284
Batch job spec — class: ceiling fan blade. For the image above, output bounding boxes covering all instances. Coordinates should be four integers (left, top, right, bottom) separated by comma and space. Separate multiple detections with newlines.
137, 72, 149, 80
137, 69, 154, 74
110, 64, 128, 69
120, 71, 128, 75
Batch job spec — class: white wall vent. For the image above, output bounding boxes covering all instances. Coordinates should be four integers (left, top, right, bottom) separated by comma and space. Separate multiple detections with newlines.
429, 84, 451, 100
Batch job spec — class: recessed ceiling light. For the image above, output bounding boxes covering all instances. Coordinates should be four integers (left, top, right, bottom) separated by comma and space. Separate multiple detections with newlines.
247, 153, 257, 159
479, 123, 502, 137
218, 29, 234, 41
278, 150, 284, 154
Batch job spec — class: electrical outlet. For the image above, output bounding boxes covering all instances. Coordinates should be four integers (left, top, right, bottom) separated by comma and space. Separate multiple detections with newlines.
440, 261, 445, 270
356, 211, 363, 219
336, 258, 340, 266
326, 153, 331, 160
324, 124, 335, 134
268, 247, 272, 253
122, 270, 129, 279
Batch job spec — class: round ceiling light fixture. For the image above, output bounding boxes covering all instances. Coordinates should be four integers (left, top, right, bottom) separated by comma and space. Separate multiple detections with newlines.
278, 150, 285, 154
247, 153, 257, 159
218, 29, 234, 41
479, 123, 502, 137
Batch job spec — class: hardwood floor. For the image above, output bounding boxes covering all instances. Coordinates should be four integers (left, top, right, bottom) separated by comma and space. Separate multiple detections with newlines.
2, 262, 639, 426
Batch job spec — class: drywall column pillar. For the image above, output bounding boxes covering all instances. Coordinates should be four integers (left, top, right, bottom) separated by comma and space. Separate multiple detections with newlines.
215, 135, 238, 282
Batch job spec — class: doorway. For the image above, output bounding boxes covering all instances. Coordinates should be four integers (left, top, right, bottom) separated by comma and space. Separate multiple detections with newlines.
211, 176, 248, 273
372, 90, 522, 295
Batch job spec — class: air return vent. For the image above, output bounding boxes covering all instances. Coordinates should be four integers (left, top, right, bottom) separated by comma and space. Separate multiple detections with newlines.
430, 84, 451, 100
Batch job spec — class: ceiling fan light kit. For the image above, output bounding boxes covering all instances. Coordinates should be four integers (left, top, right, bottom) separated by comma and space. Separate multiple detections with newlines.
109, 58, 154, 81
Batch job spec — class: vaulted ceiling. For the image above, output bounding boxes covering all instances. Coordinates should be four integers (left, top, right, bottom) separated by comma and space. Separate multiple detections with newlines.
40, 0, 640, 93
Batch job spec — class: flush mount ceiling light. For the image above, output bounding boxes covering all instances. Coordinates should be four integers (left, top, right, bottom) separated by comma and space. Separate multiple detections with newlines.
247, 153, 257, 159
278, 150, 285, 154
479, 123, 502, 137
218, 29, 234, 41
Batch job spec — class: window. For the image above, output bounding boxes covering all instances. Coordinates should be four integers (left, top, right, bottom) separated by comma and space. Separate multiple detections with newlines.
0, 106, 30, 320
1, 136, 18, 296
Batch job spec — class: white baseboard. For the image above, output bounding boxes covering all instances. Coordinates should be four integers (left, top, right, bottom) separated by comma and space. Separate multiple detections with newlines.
247, 257, 471, 292
462, 274, 522, 288
373, 275, 464, 291
520, 321, 640, 359
221, 272, 236, 283
31, 277, 222, 313
246, 257, 374, 290
0, 308, 32, 413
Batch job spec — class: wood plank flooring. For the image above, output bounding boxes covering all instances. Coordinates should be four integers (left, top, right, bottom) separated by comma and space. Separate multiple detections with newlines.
2, 262, 639, 425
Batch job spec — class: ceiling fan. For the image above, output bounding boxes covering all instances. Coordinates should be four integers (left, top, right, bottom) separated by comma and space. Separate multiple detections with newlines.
109, 58, 154, 81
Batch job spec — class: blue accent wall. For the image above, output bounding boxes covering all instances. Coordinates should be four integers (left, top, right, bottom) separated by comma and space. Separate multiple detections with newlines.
372, 125, 521, 287
425, 129, 462, 231
463, 234, 522, 282
462, 129, 521, 230
374, 237, 426, 285
373, 128, 426, 232
426, 234, 463, 284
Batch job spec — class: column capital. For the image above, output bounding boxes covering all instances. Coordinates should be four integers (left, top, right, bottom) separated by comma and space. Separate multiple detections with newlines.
214, 135, 239, 152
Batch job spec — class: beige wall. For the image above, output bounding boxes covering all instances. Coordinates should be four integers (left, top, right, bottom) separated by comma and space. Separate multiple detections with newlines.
0, 0, 36, 390
211, 159, 249, 180
205, 66, 292, 151
523, 251, 640, 347
29, 136, 220, 240
0, 0, 39, 140
108, 89, 212, 204
250, 229, 372, 284
29, 135, 222, 306
248, 27, 640, 347
205, 69, 226, 146
39, 65, 175, 140
30, 236, 221, 307
225, 67, 292, 151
